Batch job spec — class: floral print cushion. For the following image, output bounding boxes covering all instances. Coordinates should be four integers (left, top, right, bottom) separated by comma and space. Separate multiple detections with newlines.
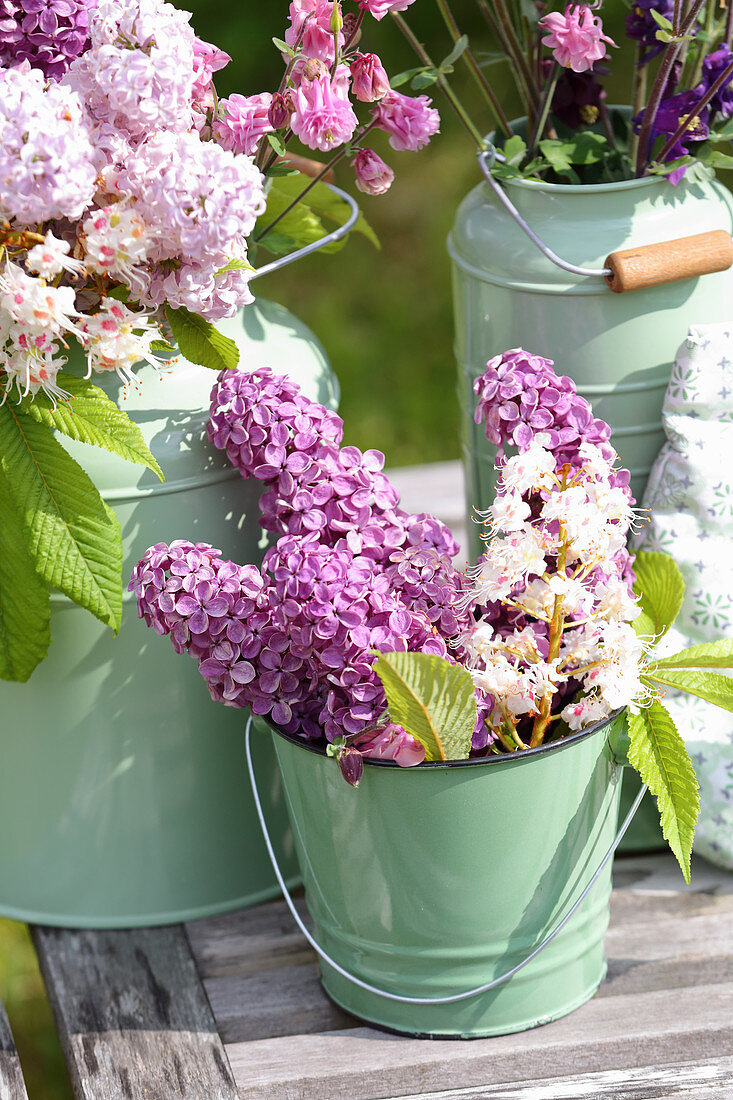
636, 322, 733, 869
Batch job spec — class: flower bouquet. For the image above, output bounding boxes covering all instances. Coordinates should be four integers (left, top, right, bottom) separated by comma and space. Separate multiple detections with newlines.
130, 348, 733, 1033
384, 0, 733, 184
0, 0, 441, 683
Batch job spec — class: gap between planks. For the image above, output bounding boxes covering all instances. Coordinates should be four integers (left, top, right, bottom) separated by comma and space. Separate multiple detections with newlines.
0, 999, 30, 1100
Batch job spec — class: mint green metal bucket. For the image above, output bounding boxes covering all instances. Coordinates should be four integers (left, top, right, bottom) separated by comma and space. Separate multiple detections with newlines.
449, 150, 733, 563
256, 711, 631, 1038
0, 300, 336, 928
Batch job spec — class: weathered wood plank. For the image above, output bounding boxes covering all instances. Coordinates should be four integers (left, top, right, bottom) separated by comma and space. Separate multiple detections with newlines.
33, 925, 239, 1100
225, 983, 733, 1100
0, 999, 29, 1100
610, 855, 733, 925
186, 895, 313, 980
385, 1056, 733, 1099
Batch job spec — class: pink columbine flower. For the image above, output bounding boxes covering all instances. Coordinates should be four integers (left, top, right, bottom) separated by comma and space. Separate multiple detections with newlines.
371, 89, 440, 151
350, 52, 390, 102
353, 723, 426, 766
286, 0, 345, 65
353, 148, 394, 195
214, 93, 274, 156
192, 37, 231, 106
359, 0, 418, 20
290, 72, 358, 152
539, 5, 616, 73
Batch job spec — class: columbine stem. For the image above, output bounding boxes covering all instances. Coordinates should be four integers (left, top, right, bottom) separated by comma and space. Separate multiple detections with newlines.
434, 0, 514, 136
255, 122, 376, 243
628, 45, 647, 166
656, 55, 733, 162
635, 0, 707, 175
391, 13, 489, 149
528, 63, 560, 154
479, 0, 539, 112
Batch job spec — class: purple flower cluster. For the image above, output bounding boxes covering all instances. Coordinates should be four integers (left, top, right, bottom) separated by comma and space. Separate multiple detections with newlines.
131, 368, 472, 747
474, 347, 621, 475
0, 0, 95, 78
625, 0, 675, 66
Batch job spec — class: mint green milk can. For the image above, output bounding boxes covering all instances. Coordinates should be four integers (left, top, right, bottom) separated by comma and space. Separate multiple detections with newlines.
449, 170, 733, 561
0, 299, 337, 927
265, 711, 627, 1038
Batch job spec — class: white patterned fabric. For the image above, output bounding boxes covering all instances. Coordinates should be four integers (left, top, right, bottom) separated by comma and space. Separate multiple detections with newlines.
635, 323, 733, 869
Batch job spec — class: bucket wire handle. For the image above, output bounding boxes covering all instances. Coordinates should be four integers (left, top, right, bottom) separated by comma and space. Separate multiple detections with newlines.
477, 148, 612, 280
249, 183, 360, 283
245, 716, 647, 1006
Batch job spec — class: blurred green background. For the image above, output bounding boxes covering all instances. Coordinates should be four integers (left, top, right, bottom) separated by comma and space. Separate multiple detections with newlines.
0, 2, 646, 1095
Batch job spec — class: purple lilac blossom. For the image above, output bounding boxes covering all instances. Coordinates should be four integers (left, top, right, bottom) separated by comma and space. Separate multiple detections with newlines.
0, 0, 95, 78
625, 0, 675, 66
132, 369, 473, 748
0, 64, 96, 223
63, 0, 196, 139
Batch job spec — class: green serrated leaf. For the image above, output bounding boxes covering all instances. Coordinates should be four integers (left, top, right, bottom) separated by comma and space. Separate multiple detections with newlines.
106, 285, 130, 302
632, 550, 685, 640
701, 149, 733, 169
654, 638, 733, 670
502, 134, 528, 166
0, 468, 51, 681
264, 162, 300, 178
372, 651, 477, 762
165, 305, 239, 372
439, 34, 469, 71
20, 373, 163, 481
627, 702, 699, 882
538, 139, 581, 183
0, 405, 122, 631
215, 257, 255, 277
644, 669, 733, 712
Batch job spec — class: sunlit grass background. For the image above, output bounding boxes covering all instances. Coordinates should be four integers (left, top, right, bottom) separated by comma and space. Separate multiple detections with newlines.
0, 1, 657, 1094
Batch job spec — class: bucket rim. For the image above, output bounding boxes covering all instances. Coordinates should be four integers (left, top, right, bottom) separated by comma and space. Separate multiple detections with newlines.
265, 707, 626, 771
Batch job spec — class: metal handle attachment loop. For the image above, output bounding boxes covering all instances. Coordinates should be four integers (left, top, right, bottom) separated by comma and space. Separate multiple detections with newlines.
477, 148, 613, 281
246, 716, 646, 1007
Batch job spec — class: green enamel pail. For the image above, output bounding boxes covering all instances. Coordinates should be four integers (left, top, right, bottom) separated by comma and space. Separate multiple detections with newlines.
266, 711, 627, 1038
449, 166, 733, 564
0, 299, 338, 928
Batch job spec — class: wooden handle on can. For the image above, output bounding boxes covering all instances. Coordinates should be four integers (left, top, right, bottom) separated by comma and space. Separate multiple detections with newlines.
604, 229, 733, 293
275, 153, 335, 183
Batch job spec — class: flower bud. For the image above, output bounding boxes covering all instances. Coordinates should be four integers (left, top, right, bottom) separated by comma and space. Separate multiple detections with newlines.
302, 57, 329, 82
268, 91, 291, 129
330, 1, 344, 34
350, 52, 390, 102
337, 746, 364, 787
342, 12, 362, 46
353, 148, 394, 195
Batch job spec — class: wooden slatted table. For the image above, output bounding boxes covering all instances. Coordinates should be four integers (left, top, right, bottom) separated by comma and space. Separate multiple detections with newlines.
29, 852, 733, 1099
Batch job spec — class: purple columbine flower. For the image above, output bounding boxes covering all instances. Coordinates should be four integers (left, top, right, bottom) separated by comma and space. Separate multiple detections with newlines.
701, 46, 733, 119
625, 0, 675, 66
633, 89, 709, 184
552, 69, 607, 129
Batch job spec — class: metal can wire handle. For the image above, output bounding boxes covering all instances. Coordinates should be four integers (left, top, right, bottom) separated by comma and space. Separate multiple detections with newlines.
477, 147, 613, 280
249, 183, 360, 283
245, 715, 646, 1007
